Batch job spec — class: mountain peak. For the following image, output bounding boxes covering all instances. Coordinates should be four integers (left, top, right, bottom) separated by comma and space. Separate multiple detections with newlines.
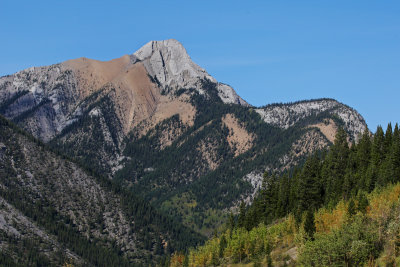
134, 39, 187, 61
133, 39, 249, 106
133, 39, 213, 90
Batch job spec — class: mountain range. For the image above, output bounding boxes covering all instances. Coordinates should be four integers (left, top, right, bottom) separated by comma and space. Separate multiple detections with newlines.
0, 39, 367, 265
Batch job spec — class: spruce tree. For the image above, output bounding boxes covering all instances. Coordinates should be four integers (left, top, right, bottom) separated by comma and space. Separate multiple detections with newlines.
276, 173, 290, 218
356, 191, 369, 214
378, 123, 395, 184
390, 123, 400, 183
343, 145, 358, 199
347, 198, 356, 218
303, 210, 316, 240
323, 128, 349, 203
356, 128, 372, 191
288, 167, 300, 214
383, 123, 393, 155
297, 155, 322, 216
369, 126, 385, 189
263, 174, 278, 224
219, 235, 227, 258
228, 212, 235, 230
237, 201, 246, 228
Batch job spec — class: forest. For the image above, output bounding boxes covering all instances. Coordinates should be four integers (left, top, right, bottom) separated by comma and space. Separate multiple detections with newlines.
170, 123, 400, 266
0, 115, 204, 266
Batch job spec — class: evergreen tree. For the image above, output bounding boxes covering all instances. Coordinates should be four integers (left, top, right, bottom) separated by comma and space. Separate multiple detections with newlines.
378, 123, 395, 184
383, 123, 393, 155
370, 126, 384, 188
288, 167, 301, 213
219, 235, 227, 258
262, 174, 278, 224
303, 210, 316, 240
390, 123, 400, 183
356, 128, 372, 191
347, 198, 356, 218
237, 201, 246, 228
296, 155, 322, 222
323, 128, 349, 204
276, 173, 290, 218
228, 212, 235, 230
343, 144, 358, 199
356, 191, 369, 214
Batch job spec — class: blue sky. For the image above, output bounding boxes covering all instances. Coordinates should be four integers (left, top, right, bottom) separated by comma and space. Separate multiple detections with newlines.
1, 1, 399, 131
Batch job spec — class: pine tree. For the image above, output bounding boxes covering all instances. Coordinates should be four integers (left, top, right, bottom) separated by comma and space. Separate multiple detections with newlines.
356, 191, 369, 214
390, 123, 400, 183
288, 167, 301, 213
262, 174, 278, 224
347, 198, 356, 218
356, 128, 372, 191
378, 123, 395, 184
323, 128, 349, 203
383, 123, 393, 155
343, 145, 358, 199
228, 212, 235, 230
276, 173, 290, 218
358, 128, 372, 168
368, 126, 385, 189
297, 154, 322, 221
237, 201, 246, 228
342, 171, 352, 200
219, 235, 227, 258
303, 210, 316, 240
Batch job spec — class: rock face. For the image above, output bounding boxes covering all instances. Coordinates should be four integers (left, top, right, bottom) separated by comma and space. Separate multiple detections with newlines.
134, 39, 249, 105
255, 99, 367, 142
0, 39, 369, 235
0, 64, 77, 141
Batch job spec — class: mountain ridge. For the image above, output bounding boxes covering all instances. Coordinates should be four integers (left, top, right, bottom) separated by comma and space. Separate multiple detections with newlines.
0, 39, 368, 237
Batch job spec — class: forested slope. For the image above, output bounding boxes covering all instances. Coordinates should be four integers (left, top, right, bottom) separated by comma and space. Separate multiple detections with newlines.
0, 115, 203, 266
172, 123, 400, 266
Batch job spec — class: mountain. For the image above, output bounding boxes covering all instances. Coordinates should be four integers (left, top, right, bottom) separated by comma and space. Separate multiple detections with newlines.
0, 115, 203, 266
0, 39, 368, 235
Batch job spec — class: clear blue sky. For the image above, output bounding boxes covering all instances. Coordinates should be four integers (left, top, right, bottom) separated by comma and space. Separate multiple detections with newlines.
1, 1, 399, 131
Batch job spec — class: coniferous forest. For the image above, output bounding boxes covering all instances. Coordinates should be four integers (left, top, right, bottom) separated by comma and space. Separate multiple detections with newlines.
241, 123, 400, 230
172, 123, 400, 266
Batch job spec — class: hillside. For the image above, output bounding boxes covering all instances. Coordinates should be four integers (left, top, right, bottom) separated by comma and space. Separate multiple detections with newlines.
175, 182, 400, 266
177, 123, 400, 266
0, 39, 368, 235
0, 115, 203, 266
